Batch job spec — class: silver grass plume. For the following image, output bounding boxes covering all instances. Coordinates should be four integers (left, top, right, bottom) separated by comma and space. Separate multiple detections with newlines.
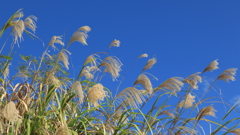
80, 66, 99, 80
57, 49, 71, 70
48, 36, 64, 51
3, 64, 9, 80
178, 93, 195, 108
113, 110, 129, 124
88, 83, 108, 107
109, 39, 120, 49
55, 126, 70, 135
115, 87, 147, 109
142, 57, 157, 72
202, 59, 219, 73
8, 11, 37, 44
113, 110, 124, 119
6, 10, 24, 34
138, 53, 148, 59
134, 73, 153, 94
229, 128, 240, 135
196, 105, 217, 121
84, 54, 100, 67
68, 26, 91, 45
158, 77, 184, 96
217, 68, 237, 82
1, 101, 19, 122
71, 81, 84, 103
11, 9, 24, 20
159, 110, 175, 117
175, 126, 197, 135
46, 70, 61, 86
24, 15, 37, 32
183, 72, 202, 90
11, 20, 25, 43
98, 56, 123, 81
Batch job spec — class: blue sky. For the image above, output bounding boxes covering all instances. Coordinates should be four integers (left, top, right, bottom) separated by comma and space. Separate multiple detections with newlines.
1, 0, 240, 133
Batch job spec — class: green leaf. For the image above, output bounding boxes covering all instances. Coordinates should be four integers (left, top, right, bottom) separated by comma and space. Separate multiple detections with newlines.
69, 130, 78, 135
20, 54, 30, 61
0, 54, 12, 60
0, 78, 3, 83
61, 93, 75, 111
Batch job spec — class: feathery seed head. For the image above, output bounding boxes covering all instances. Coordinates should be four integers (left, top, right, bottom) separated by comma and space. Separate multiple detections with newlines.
229, 128, 240, 135
80, 66, 99, 80
3, 64, 10, 80
217, 68, 237, 82
48, 36, 64, 51
183, 72, 202, 90
202, 59, 219, 73
88, 83, 108, 107
134, 73, 153, 94
68, 26, 91, 45
138, 53, 148, 59
178, 93, 195, 108
98, 56, 123, 81
159, 110, 175, 117
24, 15, 37, 32
196, 105, 217, 121
71, 81, 84, 103
113, 110, 124, 119
109, 39, 120, 49
158, 77, 184, 96
78, 26, 91, 32
84, 54, 99, 67
11, 20, 25, 43
115, 87, 147, 109
6, 9, 24, 29
8, 11, 37, 44
1, 101, 19, 122
46, 70, 61, 86
57, 49, 71, 70
55, 126, 70, 135
12, 9, 24, 20
113, 110, 129, 124
142, 57, 157, 72
175, 126, 197, 135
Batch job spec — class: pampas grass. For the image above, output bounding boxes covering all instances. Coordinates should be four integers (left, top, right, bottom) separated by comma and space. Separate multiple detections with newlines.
142, 57, 157, 72
178, 93, 195, 108
109, 39, 120, 48
57, 49, 71, 70
183, 72, 202, 90
115, 87, 147, 109
138, 53, 148, 59
157, 77, 184, 96
196, 105, 217, 121
0, 9, 239, 135
71, 81, 84, 103
88, 83, 108, 107
99, 56, 123, 81
134, 73, 153, 94
217, 68, 237, 82
1, 101, 19, 122
48, 36, 64, 51
5, 9, 37, 44
202, 59, 219, 73
68, 26, 91, 46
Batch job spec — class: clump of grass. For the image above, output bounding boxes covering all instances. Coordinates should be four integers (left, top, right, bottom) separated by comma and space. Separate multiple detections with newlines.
0, 9, 239, 135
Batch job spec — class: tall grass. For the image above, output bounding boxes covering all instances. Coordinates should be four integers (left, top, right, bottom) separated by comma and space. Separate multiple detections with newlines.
0, 9, 239, 135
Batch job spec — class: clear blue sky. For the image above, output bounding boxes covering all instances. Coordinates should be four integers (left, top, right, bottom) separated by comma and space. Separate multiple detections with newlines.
1, 0, 240, 132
